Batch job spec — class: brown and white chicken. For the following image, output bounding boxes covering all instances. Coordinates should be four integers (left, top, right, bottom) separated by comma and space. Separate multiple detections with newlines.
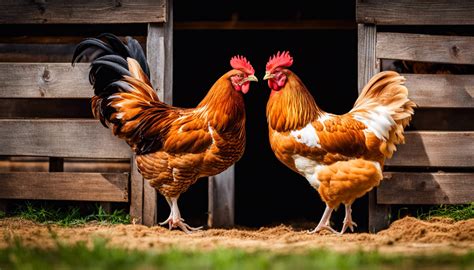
263, 51, 415, 234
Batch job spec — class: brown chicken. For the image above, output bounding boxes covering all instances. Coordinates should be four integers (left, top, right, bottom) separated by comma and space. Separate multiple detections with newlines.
73, 34, 257, 232
263, 52, 415, 234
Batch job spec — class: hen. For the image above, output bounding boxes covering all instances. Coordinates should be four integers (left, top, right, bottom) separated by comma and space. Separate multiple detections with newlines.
263, 51, 415, 234
72, 34, 257, 232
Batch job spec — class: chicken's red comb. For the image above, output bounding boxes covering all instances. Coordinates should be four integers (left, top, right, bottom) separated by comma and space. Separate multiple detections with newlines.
230, 55, 255, 74
266, 51, 293, 71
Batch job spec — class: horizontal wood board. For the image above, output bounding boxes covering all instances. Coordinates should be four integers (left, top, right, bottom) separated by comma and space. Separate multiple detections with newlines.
0, 172, 129, 202
0, 0, 166, 24
357, 0, 474, 25
0, 119, 131, 158
378, 172, 474, 204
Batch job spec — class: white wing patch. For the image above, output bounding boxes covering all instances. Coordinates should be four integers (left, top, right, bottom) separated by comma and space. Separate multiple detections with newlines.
293, 154, 324, 188
208, 122, 216, 145
290, 123, 321, 148
352, 106, 395, 140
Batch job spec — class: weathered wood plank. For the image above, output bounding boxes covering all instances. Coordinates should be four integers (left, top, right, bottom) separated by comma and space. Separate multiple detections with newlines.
0, 119, 131, 159
377, 33, 474, 65
403, 74, 474, 108
357, 24, 379, 93
129, 155, 144, 224
208, 165, 235, 228
0, 63, 91, 98
378, 172, 474, 204
142, 180, 157, 226
0, 0, 166, 24
357, 0, 474, 25
387, 131, 473, 167
358, 24, 389, 233
0, 172, 129, 202
0, 158, 129, 173
147, 22, 173, 104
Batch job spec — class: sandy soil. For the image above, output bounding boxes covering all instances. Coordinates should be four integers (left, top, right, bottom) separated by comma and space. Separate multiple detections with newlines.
1, 217, 473, 255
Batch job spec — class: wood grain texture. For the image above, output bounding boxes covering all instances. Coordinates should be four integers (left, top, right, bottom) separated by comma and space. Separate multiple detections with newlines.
377, 33, 474, 65
0, 172, 129, 202
0, 119, 131, 159
142, 180, 157, 226
208, 165, 235, 228
147, 21, 173, 104
0, 0, 165, 24
0, 63, 91, 98
403, 74, 474, 108
129, 155, 144, 224
357, 0, 474, 25
357, 24, 379, 94
386, 131, 473, 167
358, 24, 389, 233
378, 172, 474, 204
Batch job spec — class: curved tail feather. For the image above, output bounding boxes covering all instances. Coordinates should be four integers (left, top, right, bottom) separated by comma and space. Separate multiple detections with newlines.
351, 71, 416, 158
73, 33, 170, 154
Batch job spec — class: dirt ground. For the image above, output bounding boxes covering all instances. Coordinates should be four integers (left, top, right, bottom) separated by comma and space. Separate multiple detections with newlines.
1, 217, 473, 255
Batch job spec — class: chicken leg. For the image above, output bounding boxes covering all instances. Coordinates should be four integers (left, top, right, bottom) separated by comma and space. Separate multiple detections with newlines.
340, 204, 357, 234
159, 196, 203, 233
308, 205, 337, 234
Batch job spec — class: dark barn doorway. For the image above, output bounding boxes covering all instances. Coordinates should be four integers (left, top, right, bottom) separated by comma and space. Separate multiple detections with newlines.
169, 1, 365, 229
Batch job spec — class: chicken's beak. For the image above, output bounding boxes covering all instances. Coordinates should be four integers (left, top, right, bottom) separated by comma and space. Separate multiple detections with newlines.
263, 72, 274, 80
245, 74, 258, 83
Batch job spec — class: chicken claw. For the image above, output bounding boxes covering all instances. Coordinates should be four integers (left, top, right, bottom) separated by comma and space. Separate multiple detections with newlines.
340, 204, 357, 234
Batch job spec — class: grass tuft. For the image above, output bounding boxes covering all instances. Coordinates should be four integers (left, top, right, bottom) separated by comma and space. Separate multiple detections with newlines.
13, 202, 130, 226
418, 203, 474, 221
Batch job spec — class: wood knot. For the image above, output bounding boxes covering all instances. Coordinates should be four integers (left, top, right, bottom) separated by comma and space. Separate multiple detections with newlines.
451, 45, 460, 57
42, 68, 51, 82
114, 0, 122, 7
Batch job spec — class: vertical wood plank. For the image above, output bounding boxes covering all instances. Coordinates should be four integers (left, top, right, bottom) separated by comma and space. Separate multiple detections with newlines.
129, 155, 143, 224
142, 180, 157, 226
358, 24, 390, 232
143, 0, 173, 226
358, 24, 379, 93
208, 165, 235, 227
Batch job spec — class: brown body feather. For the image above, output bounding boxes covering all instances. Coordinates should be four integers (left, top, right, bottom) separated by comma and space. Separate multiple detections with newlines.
97, 59, 246, 197
267, 70, 415, 208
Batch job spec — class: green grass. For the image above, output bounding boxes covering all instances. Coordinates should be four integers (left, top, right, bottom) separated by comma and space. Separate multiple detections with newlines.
11, 202, 130, 226
418, 203, 474, 221
0, 238, 473, 270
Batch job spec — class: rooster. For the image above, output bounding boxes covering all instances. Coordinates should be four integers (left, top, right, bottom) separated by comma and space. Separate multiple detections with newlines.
263, 51, 415, 234
72, 34, 257, 233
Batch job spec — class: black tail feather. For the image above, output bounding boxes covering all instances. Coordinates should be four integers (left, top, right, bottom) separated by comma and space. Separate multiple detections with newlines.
72, 33, 150, 98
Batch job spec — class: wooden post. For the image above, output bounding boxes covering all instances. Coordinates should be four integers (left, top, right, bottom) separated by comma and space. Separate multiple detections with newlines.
358, 24, 391, 232
141, 0, 173, 226
208, 165, 235, 227
129, 155, 143, 224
